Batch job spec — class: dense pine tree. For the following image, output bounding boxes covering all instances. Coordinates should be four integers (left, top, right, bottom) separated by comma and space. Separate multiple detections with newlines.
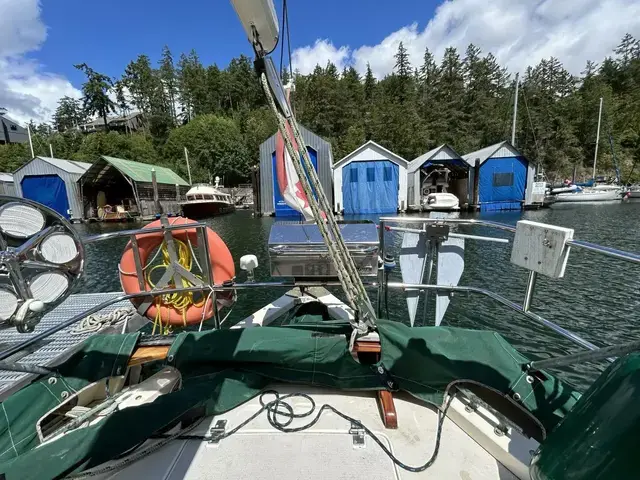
3, 34, 640, 184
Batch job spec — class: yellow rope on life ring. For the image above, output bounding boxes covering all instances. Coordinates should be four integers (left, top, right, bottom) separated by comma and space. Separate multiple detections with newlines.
145, 239, 205, 335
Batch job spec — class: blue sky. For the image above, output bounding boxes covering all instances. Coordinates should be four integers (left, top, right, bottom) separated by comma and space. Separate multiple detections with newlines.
37, 0, 438, 87
2, 0, 640, 124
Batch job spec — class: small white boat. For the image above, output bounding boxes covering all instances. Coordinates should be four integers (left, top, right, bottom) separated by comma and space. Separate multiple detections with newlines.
554, 186, 622, 203
422, 192, 460, 211
418, 169, 460, 212
550, 185, 578, 194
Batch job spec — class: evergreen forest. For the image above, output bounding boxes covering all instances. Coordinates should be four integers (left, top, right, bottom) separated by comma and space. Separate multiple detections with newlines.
2, 34, 640, 184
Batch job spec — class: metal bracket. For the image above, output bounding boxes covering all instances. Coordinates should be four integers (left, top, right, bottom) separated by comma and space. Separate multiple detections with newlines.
208, 419, 227, 445
349, 422, 366, 448
425, 223, 449, 242
494, 423, 508, 437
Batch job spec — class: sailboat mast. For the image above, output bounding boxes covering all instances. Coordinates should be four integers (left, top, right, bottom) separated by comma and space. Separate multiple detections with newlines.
184, 147, 192, 185
511, 73, 519, 146
593, 97, 603, 181
27, 125, 35, 158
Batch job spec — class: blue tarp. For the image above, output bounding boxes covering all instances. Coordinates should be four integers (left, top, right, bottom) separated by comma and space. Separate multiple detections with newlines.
271, 147, 318, 218
478, 157, 527, 212
343, 160, 399, 214
21, 175, 70, 218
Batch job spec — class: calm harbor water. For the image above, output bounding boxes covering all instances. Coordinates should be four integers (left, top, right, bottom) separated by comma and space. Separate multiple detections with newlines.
73, 201, 640, 391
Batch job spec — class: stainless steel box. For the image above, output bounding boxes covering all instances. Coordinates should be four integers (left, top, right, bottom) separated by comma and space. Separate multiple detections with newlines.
268, 222, 379, 278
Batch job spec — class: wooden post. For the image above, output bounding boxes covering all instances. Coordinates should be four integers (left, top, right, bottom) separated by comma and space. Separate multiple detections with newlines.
473, 158, 480, 210
175, 183, 181, 216
251, 164, 261, 215
151, 169, 161, 215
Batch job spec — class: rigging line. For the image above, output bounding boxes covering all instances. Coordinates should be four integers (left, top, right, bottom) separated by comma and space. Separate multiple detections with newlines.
503, 85, 514, 140
286, 2, 293, 81
522, 87, 540, 159
261, 76, 356, 306
279, 0, 287, 77
260, 73, 375, 328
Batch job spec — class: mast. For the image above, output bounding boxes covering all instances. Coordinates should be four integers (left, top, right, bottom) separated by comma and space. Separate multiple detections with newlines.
184, 147, 192, 185
593, 97, 603, 181
27, 125, 35, 158
511, 73, 519, 146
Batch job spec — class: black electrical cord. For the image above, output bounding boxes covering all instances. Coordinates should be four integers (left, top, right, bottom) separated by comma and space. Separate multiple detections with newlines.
153, 389, 455, 473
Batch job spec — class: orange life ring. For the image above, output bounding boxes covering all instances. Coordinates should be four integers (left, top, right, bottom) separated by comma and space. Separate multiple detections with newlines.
119, 217, 235, 326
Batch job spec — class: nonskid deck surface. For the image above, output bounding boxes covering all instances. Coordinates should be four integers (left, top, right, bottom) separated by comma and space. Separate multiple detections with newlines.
102, 385, 518, 480
0, 293, 144, 399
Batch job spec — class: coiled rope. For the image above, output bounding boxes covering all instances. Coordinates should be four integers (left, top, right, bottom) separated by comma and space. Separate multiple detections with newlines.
144, 239, 205, 335
70, 307, 137, 335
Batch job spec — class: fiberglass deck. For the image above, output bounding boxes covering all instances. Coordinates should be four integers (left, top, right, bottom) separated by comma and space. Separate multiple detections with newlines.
100, 384, 522, 480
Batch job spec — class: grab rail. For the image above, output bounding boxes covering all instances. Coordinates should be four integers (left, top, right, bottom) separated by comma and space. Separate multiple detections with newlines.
378, 216, 640, 356
1, 217, 637, 362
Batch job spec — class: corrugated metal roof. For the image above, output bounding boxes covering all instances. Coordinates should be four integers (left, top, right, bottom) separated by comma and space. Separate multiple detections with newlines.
462, 141, 525, 166
408, 144, 465, 173
333, 140, 408, 169
0, 172, 13, 182
0, 115, 28, 144
13, 157, 86, 220
35, 157, 91, 174
101, 156, 189, 186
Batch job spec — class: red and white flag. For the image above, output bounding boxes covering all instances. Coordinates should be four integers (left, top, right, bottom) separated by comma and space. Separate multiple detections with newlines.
274, 85, 322, 221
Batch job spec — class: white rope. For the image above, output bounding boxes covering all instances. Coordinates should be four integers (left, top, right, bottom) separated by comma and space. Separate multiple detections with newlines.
71, 307, 137, 335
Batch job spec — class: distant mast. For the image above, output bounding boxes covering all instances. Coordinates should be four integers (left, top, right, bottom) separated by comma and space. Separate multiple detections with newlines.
593, 97, 603, 181
184, 147, 192, 185
27, 125, 35, 158
511, 73, 519, 147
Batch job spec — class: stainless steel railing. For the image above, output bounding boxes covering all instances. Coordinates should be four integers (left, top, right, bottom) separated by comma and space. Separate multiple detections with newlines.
378, 216, 640, 356
1, 217, 638, 363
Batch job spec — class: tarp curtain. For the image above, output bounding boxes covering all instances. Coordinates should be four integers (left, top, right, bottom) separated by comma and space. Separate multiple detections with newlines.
343, 160, 399, 214
478, 157, 527, 211
20, 175, 70, 218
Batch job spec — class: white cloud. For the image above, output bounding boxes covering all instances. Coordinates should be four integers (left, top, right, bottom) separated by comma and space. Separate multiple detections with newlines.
291, 39, 350, 74
291, 0, 640, 78
0, 0, 81, 125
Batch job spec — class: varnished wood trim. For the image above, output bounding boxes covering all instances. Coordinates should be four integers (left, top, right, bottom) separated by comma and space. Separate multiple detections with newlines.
127, 345, 170, 367
377, 390, 398, 429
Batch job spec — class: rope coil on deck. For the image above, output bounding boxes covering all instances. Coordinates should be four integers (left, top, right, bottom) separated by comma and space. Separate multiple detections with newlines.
70, 307, 137, 335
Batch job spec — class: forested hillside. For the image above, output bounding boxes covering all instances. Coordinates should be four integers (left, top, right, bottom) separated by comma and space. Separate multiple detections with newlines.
2, 34, 639, 184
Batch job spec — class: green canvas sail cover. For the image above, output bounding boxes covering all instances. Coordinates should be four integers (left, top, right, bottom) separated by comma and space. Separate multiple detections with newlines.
0, 320, 581, 479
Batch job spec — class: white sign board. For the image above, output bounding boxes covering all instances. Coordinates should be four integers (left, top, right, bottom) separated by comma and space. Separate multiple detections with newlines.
532, 182, 546, 195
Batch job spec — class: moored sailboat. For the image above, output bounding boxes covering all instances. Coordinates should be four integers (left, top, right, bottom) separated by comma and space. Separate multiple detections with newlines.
0, 3, 639, 480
